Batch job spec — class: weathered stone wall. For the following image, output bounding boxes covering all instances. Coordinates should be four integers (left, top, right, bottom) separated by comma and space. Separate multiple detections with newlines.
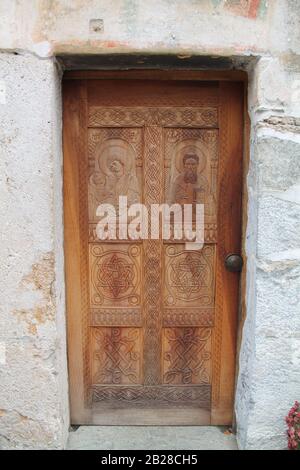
0, 53, 68, 449
0, 0, 299, 450
0, 0, 299, 58
236, 57, 300, 450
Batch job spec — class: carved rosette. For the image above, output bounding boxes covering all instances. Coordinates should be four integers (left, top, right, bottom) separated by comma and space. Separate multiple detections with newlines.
164, 244, 215, 308
89, 244, 141, 308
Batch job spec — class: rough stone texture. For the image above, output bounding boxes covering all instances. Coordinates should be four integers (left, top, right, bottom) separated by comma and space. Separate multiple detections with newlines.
0, 52, 69, 449
67, 426, 238, 450
248, 58, 300, 121
0, 0, 299, 450
235, 59, 300, 449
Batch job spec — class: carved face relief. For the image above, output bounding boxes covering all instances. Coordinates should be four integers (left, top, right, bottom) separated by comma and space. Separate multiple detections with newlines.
109, 158, 125, 178
183, 154, 199, 184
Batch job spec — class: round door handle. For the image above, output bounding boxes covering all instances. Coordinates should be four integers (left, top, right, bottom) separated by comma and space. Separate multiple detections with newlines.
225, 253, 243, 272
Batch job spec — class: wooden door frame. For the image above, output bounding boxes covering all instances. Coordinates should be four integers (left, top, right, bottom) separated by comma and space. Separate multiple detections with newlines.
62, 70, 249, 425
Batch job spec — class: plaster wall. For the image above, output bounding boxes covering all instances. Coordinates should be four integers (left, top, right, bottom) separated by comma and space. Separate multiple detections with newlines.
0, 52, 68, 449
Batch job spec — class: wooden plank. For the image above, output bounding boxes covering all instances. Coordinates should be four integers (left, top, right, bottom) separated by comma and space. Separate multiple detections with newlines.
63, 79, 91, 424
87, 79, 219, 107
90, 408, 211, 426
211, 81, 244, 424
64, 69, 248, 82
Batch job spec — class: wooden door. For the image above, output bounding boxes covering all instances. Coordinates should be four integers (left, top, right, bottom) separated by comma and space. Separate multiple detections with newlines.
63, 76, 244, 425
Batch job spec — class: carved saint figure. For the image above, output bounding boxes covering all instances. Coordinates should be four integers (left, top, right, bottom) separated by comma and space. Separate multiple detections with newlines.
89, 140, 140, 217
172, 153, 208, 206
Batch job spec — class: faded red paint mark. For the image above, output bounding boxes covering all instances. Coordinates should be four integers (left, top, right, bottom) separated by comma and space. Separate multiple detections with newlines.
104, 41, 123, 48
224, 0, 262, 19
248, 0, 261, 18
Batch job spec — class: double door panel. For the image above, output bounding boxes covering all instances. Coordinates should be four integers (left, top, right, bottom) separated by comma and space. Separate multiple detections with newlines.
63, 78, 244, 425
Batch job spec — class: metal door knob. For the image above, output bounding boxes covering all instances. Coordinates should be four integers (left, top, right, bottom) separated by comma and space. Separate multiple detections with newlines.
225, 253, 243, 272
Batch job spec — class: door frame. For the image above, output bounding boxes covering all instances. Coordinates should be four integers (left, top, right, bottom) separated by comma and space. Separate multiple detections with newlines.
62, 70, 249, 426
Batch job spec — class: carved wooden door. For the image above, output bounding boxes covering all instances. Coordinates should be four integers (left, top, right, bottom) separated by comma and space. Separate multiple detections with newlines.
64, 77, 244, 425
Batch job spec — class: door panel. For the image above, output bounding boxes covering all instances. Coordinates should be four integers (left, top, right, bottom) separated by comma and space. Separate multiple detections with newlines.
63, 78, 244, 425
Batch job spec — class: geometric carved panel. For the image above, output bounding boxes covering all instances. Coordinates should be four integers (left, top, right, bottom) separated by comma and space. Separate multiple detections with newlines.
163, 327, 211, 385
92, 327, 142, 385
164, 244, 215, 308
89, 244, 141, 308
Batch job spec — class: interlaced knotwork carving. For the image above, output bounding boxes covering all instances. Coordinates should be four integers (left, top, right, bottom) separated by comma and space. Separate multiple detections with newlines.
90, 244, 141, 308
89, 107, 218, 128
92, 385, 211, 409
164, 245, 215, 308
163, 328, 211, 385
143, 126, 163, 385
93, 328, 141, 385
163, 308, 214, 327
91, 308, 142, 326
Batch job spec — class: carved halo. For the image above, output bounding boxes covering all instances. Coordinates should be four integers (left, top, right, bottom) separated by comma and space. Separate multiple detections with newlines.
96, 138, 136, 176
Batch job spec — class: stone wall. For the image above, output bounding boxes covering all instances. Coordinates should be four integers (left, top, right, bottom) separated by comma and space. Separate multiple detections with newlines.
0, 0, 299, 449
236, 57, 300, 449
0, 53, 68, 449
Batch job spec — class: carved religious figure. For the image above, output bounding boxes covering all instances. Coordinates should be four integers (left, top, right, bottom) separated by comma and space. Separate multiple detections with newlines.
89, 139, 140, 218
167, 141, 216, 219
172, 153, 208, 205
